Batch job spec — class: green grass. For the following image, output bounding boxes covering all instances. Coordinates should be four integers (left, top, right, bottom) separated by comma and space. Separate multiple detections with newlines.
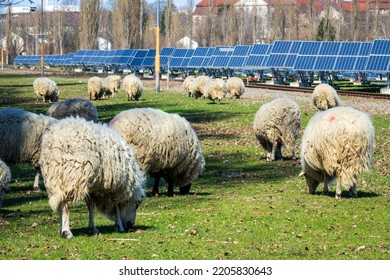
0, 70, 389, 260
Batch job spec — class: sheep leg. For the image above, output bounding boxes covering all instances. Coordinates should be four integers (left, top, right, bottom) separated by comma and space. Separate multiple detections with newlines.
152, 176, 161, 197
167, 179, 174, 197
271, 142, 278, 161
179, 183, 191, 195
349, 182, 358, 198
266, 143, 272, 161
114, 205, 125, 232
33, 168, 41, 192
323, 174, 330, 195
335, 178, 342, 199
86, 198, 99, 235
59, 201, 73, 239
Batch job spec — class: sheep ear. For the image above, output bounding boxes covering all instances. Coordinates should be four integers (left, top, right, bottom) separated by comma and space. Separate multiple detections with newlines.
299, 170, 305, 177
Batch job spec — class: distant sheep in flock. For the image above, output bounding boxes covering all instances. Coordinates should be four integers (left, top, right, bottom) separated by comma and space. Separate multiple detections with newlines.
0, 107, 57, 192
300, 106, 374, 199
312, 83, 341, 111
103, 75, 122, 98
109, 108, 205, 197
253, 97, 301, 161
183, 75, 195, 97
123, 74, 143, 101
88, 76, 104, 100
0, 159, 12, 208
226, 77, 245, 99
191, 75, 211, 99
204, 78, 227, 103
33, 77, 59, 102
46, 98, 98, 122
39, 117, 145, 238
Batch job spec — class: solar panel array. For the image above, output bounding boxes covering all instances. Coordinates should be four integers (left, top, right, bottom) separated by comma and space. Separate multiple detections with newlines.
13, 39, 390, 73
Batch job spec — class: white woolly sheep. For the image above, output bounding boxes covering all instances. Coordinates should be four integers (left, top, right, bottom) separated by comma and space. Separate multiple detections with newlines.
204, 78, 227, 103
253, 97, 301, 161
226, 77, 245, 99
300, 106, 374, 199
0, 159, 12, 208
0, 107, 57, 192
39, 117, 145, 238
88, 76, 104, 100
109, 108, 205, 197
46, 98, 98, 122
123, 74, 143, 101
183, 75, 195, 97
103, 75, 122, 98
33, 77, 59, 102
191, 75, 211, 99
312, 83, 342, 111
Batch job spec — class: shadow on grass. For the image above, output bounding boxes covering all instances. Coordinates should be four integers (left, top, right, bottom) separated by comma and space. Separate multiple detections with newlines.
315, 190, 380, 199
70, 224, 153, 237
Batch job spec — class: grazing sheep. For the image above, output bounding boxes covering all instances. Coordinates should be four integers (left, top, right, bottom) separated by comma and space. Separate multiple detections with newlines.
0, 107, 57, 192
183, 75, 195, 97
204, 78, 227, 103
103, 75, 122, 98
109, 108, 205, 197
33, 77, 59, 102
312, 83, 341, 111
0, 159, 12, 208
46, 98, 98, 122
300, 106, 374, 199
253, 97, 301, 161
226, 77, 245, 99
191, 75, 211, 99
39, 117, 145, 238
123, 74, 143, 101
88, 76, 104, 100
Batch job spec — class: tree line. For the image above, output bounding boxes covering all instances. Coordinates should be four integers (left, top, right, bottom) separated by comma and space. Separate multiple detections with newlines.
1, 0, 389, 63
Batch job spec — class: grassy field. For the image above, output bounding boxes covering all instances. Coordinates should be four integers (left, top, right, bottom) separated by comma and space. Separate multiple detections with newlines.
0, 70, 389, 260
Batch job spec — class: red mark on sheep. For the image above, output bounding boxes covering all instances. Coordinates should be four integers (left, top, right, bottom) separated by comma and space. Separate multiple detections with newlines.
329, 115, 335, 123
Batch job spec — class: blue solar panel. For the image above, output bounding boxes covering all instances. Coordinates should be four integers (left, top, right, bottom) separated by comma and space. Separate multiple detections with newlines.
333, 56, 357, 71
365, 56, 390, 72
232, 45, 252, 56
284, 54, 298, 68
170, 57, 184, 67
370, 39, 390, 55
359, 42, 372, 56
299, 41, 321, 55
290, 41, 302, 53
314, 56, 336, 71
354, 56, 369, 71
193, 47, 209, 56
266, 54, 288, 68
160, 48, 175, 56
251, 44, 271, 55
185, 49, 195, 57
318, 42, 341, 55
271, 41, 292, 53
142, 57, 155, 67
227, 56, 246, 68
293, 55, 317, 70
339, 42, 361, 56
187, 57, 204, 67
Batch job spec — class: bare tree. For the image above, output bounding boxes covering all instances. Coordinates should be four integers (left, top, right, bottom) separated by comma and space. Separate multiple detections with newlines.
112, 0, 143, 49
80, 0, 99, 49
351, 0, 359, 40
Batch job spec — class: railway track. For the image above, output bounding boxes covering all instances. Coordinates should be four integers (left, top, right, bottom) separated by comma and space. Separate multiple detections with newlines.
246, 82, 390, 100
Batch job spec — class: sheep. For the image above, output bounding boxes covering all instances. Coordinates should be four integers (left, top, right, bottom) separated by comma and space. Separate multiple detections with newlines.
190, 75, 211, 99
253, 97, 301, 161
204, 78, 227, 103
39, 117, 146, 238
0, 107, 57, 192
123, 74, 143, 101
300, 106, 374, 199
33, 77, 59, 102
109, 108, 205, 197
88, 76, 104, 100
103, 75, 122, 98
225, 77, 245, 99
46, 98, 98, 123
183, 75, 195, 97
312, 83, 342, 111
0, 159, 12, 208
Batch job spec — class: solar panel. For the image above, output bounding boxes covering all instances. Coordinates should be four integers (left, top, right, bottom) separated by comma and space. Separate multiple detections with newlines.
339, 42, 361, 56
354, 56, 369, 71
266, 54, 288, 68
358, 42, 373, 56
270, 40, 292, 53
318, 42, 341, 55
232, 45, 252, 56
333, 56, 357, 71
370, 39, 390, 55
314, 56, 336, 71
298, 41, 321, 55
365, 56, 390, 72
293, 55, 317, 71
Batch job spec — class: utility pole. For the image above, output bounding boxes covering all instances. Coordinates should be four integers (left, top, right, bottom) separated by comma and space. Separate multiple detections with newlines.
155, 0, 160, 92
40, 0, 44, 76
